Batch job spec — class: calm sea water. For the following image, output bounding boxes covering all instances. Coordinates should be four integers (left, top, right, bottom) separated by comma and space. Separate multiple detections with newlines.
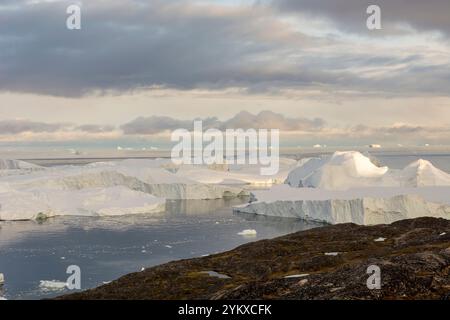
0, 151, 449, 300
0, 198, 323, 300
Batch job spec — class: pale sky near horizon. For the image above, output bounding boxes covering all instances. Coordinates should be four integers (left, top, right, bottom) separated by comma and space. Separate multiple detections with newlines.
1, 0, 450, 146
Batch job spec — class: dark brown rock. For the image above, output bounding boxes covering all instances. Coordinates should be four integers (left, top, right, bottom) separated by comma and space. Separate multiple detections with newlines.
57, 217, 450, 300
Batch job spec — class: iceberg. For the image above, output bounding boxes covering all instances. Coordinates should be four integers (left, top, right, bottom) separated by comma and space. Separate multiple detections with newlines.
176, 157, 298, 187
234, 184, 450, 225
236, 152, 450, 225
0, 159, 40, 170
285, 151, 450, 190
0, 158, 251, 220
0, 186, 166, 221
285, 151, 388, 190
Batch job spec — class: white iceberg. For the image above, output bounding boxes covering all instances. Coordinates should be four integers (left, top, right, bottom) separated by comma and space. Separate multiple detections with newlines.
285, 151, 389, 190
285, 152, 450, 190
0, 159, 40, 170
0, 158, 253, 220
236, 152, 450, 225
395, 159, 450, 187
176, 158, 298, 187
234, 184, 450, 225
0, 186, 166, 221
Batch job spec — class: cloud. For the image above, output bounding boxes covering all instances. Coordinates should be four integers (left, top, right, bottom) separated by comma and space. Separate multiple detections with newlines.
275, 0, 450, 35
0, 119, 69, 134
75, 124, 116, 133
121, 116, 192, 135
1, 0, 450, 98
121, 110, 326, 134
1, 112, 450, 146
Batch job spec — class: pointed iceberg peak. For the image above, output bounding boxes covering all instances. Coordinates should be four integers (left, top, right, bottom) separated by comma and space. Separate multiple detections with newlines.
401, 159, 450, 187
286, 151, 387, 190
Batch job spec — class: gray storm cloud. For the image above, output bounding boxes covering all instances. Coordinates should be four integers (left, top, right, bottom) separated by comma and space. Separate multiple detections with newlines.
275, 0, 450, 35
0, 0, 449, 97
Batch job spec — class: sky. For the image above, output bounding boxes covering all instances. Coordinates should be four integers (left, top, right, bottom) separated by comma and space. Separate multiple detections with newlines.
1, 0, 450, 147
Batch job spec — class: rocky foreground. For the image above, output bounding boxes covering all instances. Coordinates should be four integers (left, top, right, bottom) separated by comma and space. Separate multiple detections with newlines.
59, 217, 450, 300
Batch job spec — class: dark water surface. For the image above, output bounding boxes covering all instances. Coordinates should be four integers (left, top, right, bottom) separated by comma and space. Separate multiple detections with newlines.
0, 198, 323, 300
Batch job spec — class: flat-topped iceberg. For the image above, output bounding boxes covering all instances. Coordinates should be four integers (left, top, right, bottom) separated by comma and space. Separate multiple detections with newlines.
176, 157, 298, 187
234, 184, 450, 225
237, 151, 450, 225
0, 158, 250, 221
0, 186, 166, 221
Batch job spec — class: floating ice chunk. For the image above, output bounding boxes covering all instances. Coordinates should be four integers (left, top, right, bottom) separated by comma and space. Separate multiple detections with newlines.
440, 232, 446, 236
324, 252, 339, 256
39, 280, 67, 291
374, 237, 386, 242
0, 273, 4, 284
284, 274, 309, 279
199, 271, 231, 279
165, 245, 173, 249
237, 229, 257, 237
